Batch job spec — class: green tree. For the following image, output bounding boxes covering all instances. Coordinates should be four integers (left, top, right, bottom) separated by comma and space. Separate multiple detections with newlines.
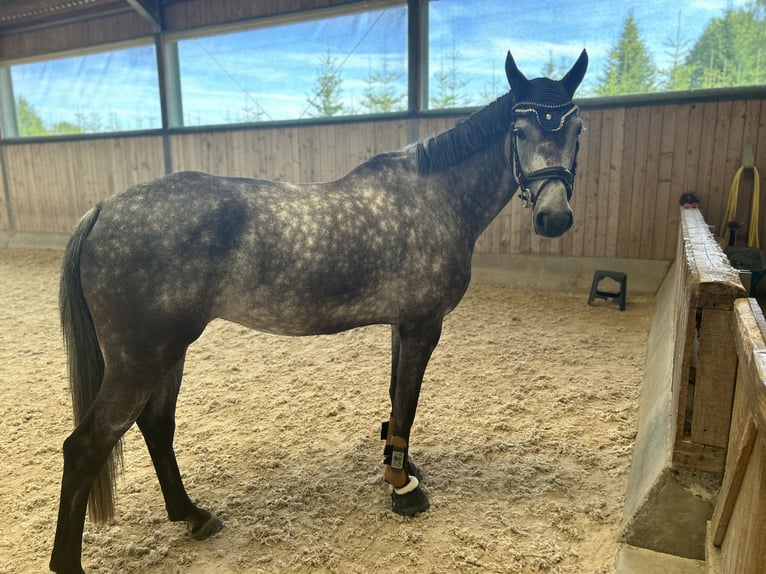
49, 121, 82, 135
241, 98, 265, 123
662, 12, 694, 91
430, 42, 472, 109
16, 96, 47, 137
540, 50, 571, 80
306, 49, 345, 117
685, 6, 766, 89
596, 10, 658, 96
360, 49, 406, 114
74, 110, 105, 133
478, 61, 503, 105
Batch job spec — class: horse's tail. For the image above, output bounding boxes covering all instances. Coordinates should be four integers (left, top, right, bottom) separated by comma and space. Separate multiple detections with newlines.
60, 204, 122, 523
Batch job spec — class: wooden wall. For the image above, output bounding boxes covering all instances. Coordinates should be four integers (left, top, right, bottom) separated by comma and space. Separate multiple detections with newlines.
0, 10, 155, 61
2, 93, 766, 259
3, 137, 165, 233
170, 118, 410, 183
163, 0, 364, 33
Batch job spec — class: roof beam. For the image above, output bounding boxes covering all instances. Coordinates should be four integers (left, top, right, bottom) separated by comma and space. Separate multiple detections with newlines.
125, 0, 162, 31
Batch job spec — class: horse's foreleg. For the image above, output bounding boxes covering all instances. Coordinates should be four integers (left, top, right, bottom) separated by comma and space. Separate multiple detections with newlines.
383, 318, 442, 516
136, 355, 223, 540
388, 324, 400, 406
386, 324, 423, 482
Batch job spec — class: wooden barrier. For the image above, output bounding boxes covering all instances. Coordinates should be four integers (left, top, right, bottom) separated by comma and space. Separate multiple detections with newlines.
706, 298, 766, 573
673, 209, 745, 469
621, 207, 745, 560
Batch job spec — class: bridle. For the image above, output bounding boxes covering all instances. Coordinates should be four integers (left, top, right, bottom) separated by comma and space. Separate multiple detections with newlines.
511, 100, 581, 208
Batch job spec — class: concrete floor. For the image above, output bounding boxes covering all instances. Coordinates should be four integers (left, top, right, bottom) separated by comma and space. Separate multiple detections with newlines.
616, 545, 706, 574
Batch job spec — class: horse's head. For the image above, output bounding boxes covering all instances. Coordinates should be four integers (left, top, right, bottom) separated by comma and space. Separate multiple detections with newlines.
506, 50, 588, 238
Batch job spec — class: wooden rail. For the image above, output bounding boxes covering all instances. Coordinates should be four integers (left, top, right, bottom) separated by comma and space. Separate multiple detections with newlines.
706, 298, 766, 573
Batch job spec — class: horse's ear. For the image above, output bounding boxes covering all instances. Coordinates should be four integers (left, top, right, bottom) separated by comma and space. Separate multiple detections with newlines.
561, 49, 588, 98
505, 51, 529, 99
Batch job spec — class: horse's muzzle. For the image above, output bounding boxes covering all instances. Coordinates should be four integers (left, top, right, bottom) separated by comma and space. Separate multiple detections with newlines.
533, 202, 573, 237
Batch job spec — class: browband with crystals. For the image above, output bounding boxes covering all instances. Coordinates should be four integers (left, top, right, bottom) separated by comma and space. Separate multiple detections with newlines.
512, 101, 579, 132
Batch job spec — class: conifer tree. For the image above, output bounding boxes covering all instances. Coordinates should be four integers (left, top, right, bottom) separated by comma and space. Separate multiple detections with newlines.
16, 96, 47, 136
306, 49, 345, 117
360, 48, 406, 114
662, 12, 694, 91
596, 10, 657, 96
430, 42, 472, 109
685, 6, 766, 89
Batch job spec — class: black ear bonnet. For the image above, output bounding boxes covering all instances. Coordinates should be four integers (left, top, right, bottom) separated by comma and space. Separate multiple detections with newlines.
512, 78, 579, 132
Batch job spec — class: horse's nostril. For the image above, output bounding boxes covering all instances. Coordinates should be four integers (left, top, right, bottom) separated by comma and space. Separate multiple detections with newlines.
535, 210, 573, 237
535, 211, 547, 231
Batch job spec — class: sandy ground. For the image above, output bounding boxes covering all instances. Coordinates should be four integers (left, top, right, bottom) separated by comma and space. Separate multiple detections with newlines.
0, 248, 653, 574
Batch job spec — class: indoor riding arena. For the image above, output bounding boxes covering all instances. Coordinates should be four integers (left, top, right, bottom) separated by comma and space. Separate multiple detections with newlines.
1, 2, 765, 573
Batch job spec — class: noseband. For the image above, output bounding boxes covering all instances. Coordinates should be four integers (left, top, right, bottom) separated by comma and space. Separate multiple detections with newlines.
511, 101, 580, 208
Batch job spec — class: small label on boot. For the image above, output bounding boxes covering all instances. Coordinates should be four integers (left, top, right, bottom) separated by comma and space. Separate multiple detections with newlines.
391, 449, 405, 470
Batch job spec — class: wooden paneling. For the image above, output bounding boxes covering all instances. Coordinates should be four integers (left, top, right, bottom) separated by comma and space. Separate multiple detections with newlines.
170, 119, 410, 183
4, 136, 165, 233
692, 308, 738, 448
0, 11, 154, 62
2, 95, 766, 257
164, 0, 359, 33
0, 0, 368, 62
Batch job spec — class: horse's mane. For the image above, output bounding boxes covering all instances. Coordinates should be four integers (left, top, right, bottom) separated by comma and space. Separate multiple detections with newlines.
353, 92, 514, 176
414, 92, 514, 174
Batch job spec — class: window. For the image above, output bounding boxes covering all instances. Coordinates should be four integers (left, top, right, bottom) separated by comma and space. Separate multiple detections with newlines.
10, 43, 161, 136
427, 0, 764, 108
175, 5, 408, 126
2, 0, 761, 139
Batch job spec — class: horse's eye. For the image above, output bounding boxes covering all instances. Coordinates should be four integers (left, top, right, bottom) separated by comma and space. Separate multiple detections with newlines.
513, 128, 526, 141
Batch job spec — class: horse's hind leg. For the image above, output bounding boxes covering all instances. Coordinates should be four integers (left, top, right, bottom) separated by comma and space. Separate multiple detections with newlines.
50, 371, 155, 574
136, 354, 223, 540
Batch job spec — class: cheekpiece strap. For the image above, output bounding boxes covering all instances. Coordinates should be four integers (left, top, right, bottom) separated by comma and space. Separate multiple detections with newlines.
513, 101, 579, 132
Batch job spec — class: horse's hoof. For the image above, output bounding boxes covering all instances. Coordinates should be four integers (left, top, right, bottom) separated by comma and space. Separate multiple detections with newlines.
48, 558, 84, 574
188, 510, 223, 540
391, 484, 430, 516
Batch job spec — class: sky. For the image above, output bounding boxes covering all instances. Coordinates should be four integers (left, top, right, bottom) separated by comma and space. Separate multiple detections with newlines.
8, 0, 756, 133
